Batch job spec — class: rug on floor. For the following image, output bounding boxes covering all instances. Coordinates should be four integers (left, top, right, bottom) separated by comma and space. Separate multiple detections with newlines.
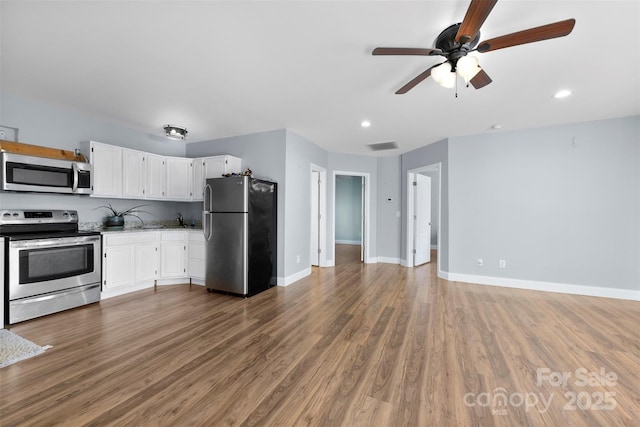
0, 329, 50, 368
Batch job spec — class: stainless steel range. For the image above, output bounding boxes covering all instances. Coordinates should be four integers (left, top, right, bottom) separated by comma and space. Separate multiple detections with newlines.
1, 209, 101, 324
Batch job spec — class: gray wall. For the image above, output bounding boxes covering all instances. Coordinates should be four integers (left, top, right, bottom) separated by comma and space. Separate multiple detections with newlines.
283, 130, 328, 277
185, 129, 288, 278
448, 116, 640, 290
335, 175, 362, 243
0, 93, 191, 223
401, 139, 449, 270
186, 128, 329, 280
376, 155, 401, 260
1, 93, 185, 157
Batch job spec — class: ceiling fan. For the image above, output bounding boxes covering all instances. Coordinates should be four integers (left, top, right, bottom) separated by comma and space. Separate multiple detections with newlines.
373, 0, 575, 94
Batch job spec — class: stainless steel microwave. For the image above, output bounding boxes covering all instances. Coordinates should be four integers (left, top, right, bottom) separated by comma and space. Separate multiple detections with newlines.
1, 152, 93, 195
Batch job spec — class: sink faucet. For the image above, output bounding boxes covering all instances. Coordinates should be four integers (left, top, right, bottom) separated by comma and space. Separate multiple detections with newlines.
177, 212, 184, 227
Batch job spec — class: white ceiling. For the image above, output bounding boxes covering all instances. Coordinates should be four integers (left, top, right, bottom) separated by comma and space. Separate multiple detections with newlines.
2, 1, 639, 156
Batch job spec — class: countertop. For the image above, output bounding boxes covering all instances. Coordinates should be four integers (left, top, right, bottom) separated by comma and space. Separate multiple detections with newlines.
81, 221, 202, 234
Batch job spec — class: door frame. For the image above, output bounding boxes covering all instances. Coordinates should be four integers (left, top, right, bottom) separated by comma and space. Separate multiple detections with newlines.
332, 170, 372, 264
406, 163, 441, 271
310, 164, 328, 267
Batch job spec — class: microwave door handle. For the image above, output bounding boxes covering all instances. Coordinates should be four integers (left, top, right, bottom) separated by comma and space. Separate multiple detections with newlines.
71, 162, 79, 192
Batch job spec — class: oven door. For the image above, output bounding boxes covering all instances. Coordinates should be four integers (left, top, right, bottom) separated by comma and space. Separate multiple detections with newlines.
8, 235, 101, 300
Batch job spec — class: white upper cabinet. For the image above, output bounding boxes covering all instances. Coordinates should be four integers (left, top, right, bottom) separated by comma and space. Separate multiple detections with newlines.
146, 153, 166, 200
90, 141, 122, 198
89, 141, 241, 202
122, 148, 146, 199
166, 157, 193, 201
203, 155, 241, 180
192, 158, 205, 201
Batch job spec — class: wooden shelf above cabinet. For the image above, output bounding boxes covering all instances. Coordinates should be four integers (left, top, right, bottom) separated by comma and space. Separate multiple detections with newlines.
0, 139, 87, 162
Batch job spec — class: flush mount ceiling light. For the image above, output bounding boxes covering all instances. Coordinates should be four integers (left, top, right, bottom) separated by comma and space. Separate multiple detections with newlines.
164, 124, 188, 140
554, 89, 572, 99
361, 120, 371, 128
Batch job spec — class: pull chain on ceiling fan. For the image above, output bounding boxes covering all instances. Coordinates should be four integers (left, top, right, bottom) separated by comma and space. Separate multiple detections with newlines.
372, 0, 575, 94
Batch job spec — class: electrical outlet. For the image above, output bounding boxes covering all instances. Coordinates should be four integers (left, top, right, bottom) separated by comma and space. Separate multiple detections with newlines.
499, 259, 506, 269
296, 255, 300, 264
477, 258, 483, 266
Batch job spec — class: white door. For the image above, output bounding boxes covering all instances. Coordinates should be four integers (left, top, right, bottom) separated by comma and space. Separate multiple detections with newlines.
310, 171, 320, 266
413, 174, 431, 266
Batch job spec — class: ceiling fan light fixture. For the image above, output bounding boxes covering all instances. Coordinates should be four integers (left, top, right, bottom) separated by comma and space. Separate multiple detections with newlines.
164, 124, 188, 140
456, 55, 481, 84
431, 62, 456, 88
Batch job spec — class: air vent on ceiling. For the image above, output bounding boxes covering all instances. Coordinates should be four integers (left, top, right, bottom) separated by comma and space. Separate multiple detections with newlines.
367, 141, 398, 151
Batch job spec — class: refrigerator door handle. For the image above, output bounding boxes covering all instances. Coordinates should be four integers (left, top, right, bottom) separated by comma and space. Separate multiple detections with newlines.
204, 183, 213, 211
203, 211, 213, 240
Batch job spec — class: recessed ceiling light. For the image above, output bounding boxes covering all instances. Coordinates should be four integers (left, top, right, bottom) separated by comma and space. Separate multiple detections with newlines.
554, 89, 572, 99
361, 120, 371, 128
491, 124, 502, 130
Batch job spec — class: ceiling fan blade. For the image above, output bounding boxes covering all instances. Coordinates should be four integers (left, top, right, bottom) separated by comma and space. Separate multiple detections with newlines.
456, 0, 498, 44
372, 47, 443, 56
470, 69, 492, 89
395, 65, 439, 94
477, 19, 576, 52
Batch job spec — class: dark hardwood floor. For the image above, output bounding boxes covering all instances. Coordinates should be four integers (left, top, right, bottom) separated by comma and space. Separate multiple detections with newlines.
1, 253, 639, 426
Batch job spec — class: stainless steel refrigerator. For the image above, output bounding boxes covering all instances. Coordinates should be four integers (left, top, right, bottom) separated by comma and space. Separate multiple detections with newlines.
203, 176, 277, 297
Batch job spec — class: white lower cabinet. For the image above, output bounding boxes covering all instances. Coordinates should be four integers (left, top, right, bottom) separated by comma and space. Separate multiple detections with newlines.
102, 230, 194, 298
159, 231, 188, 280
134, 242, 159, 283
102, 232, 158, 298
188, 231, 205, 284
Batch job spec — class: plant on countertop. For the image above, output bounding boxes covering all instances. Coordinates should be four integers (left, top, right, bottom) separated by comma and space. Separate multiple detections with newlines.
95, 204, 151, 227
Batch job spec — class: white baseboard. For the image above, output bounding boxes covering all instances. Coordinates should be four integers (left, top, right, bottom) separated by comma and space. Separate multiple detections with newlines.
325, 259, 335, 267
443, 272, 640, 301
400, 259, 410, 267
156, 277, 190, 286
101, 281, 154, 300
378, 257, 401, 265
430, 244, 438, 250
335, 240, 361, 245
277, 267, 312, 286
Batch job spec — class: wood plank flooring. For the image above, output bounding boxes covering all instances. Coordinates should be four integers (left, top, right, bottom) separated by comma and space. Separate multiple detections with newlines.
1, 253, 639, 426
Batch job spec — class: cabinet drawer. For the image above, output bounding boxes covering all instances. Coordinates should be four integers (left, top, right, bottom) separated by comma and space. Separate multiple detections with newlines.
189, 231, 205, 242
104, 232, 157, 246
161, 231, 187, 241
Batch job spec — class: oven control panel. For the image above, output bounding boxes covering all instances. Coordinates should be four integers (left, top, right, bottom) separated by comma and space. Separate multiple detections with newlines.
0, 209, 78, 225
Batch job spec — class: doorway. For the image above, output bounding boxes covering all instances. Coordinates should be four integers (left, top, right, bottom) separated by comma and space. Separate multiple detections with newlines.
310, 164, 327, 267
406, 163, 441, 270
332, 171, 370, 266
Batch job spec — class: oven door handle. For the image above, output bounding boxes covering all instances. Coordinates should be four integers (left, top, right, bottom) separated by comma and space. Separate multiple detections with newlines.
10, 235, 100, 249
